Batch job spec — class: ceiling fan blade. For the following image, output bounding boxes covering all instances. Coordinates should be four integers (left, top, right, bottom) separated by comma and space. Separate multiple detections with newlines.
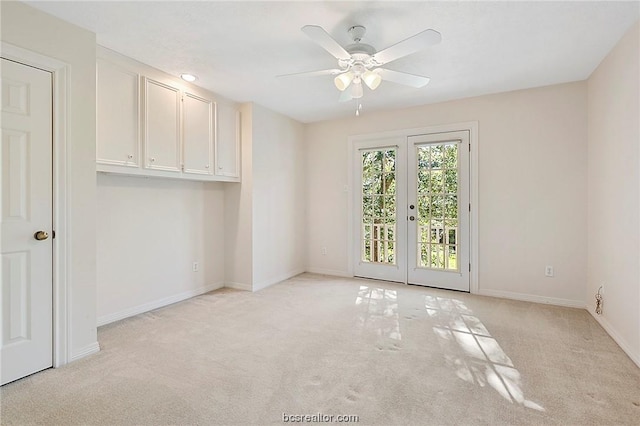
301, 25, 351, 60
373, 29, 441, 65
277, 69, 342, 78
376, 68, 431, 88
339, 89, 353, 103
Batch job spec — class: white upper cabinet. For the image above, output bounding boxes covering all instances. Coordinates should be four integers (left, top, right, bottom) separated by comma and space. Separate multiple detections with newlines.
144, 78, 181, 173
216, 102, 240, 178
96, 46, 240, 182
183, 92, 214, 175
97, 56, 140, 167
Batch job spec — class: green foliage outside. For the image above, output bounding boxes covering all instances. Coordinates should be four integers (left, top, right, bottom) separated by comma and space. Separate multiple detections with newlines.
361, 143, 459, 270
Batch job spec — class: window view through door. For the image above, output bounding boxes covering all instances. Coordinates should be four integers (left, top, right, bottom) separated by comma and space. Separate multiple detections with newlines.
416, 143, 459, 271
353, 131, 470, 292
361, 149, 396, 265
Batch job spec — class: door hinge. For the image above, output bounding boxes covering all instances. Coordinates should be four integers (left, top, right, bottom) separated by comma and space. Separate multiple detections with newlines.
469, 144, 471, 152
52, 230, 56, 239
469, 203, 471, 212
469, 263, 471, 272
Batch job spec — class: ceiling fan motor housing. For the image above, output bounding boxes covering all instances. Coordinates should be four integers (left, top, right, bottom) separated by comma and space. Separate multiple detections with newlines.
339, 49, 381, 73
348, 25, 367, 42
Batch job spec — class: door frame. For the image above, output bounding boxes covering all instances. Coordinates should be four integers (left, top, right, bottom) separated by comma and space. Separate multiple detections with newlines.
2, 42, 71, 367
348, 121, 479, 294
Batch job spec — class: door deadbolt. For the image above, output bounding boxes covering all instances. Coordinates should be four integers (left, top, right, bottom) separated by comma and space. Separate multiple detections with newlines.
409, 216, 415, 221
409, 204, 415, 210
34, 231, 49, 241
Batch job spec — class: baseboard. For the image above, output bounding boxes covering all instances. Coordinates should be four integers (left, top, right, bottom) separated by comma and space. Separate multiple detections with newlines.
588, 310, 640, 368
252, 268, 306, 292
305, 267, 352, 278
224, 281, 252, 291
69, 341, 100, 362
477, 289, 585, 309
97, 282, 224, 326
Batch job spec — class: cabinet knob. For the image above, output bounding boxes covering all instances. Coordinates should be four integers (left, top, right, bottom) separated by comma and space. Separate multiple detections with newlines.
218, 166, 223, 170
150, 158, 155, 162
205, 164, 209, 169
127, 154, 133, 159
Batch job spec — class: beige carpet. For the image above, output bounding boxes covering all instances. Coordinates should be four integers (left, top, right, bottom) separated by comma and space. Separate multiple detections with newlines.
1, 273, 639, 425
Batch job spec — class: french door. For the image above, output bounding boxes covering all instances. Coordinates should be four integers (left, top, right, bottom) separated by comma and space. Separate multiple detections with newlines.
353, 131, 470, 292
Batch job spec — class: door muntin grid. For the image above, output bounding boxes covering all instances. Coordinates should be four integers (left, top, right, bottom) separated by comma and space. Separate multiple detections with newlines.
416, 142, 459, 271
361, 148, 396, 265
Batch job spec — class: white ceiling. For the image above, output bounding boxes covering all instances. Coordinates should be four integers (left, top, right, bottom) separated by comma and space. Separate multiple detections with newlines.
26, 1, 639, 123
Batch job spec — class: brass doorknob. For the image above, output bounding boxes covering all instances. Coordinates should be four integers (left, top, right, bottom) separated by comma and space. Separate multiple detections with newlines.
34, 231, 49, 241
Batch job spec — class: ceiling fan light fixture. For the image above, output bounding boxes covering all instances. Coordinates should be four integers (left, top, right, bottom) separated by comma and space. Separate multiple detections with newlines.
351, 81, 363, 99
334, 72, 354, 91
362, 70, 382, 90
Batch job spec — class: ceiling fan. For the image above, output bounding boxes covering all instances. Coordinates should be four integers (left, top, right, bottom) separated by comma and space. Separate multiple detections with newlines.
282, 24, 441, 103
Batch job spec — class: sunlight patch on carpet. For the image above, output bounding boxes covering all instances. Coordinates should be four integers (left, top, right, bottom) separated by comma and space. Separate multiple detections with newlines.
355, 286, 401, 340
427, 295, 545, 412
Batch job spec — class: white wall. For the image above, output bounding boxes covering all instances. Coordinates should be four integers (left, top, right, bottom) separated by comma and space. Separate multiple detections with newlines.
96, 175, 225, 325
251, 104, 306, 290
306, 82, 588, 307
225, 103, 307, 291
224, 103, 254, 290
1, 1, 98, 359
587, 21, 640, 366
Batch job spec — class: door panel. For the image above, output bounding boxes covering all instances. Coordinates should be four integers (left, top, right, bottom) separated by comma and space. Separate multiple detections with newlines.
408, 131, 470, 291
1, 58, 53, 385
353, 138, 406, 283
96, 57, 140, 167
183, 92, 213, 175
144, 78, 181, 172
215, 103, 240, 178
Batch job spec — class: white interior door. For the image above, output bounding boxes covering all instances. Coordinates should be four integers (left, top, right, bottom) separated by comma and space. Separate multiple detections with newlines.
353, 131, 470, 292
1, 58, 53, 385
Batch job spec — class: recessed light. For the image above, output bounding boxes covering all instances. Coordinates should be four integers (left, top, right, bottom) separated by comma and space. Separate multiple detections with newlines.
180, 73, 197, 82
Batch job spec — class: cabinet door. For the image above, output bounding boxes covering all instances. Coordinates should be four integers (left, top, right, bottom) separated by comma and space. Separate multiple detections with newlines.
183, 93, 213, 175
144, 78, 181, 172
215, 103, 240, 178
97, 58, 140, 167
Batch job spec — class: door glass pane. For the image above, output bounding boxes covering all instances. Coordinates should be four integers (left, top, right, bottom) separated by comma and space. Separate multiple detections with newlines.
361, 149, 396, 265
416, 142, 459, 271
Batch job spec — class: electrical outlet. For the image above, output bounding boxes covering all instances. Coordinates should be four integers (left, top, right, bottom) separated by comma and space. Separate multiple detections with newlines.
192, 262, 199, 272
321, 247, 327, 256
545, 265, 554, 277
